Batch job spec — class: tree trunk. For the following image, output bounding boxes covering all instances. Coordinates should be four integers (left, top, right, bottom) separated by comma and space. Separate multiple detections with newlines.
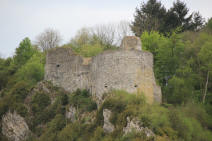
203, 71, 209, 104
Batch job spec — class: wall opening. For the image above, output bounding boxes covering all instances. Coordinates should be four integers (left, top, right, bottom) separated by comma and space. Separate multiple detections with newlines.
134, 84, 138, 88
56, 64, 60, 68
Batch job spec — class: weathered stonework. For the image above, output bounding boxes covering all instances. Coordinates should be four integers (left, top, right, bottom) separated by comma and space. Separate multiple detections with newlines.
121, 36, 142, 50
45, 36, 162, 105
45, 48, 90, 92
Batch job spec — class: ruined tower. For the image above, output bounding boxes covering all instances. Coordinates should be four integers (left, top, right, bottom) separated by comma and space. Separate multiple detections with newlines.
45, 36, 162, 105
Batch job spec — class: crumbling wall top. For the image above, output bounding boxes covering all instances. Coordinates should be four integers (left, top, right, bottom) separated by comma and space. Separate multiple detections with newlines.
120, 36, 142, 51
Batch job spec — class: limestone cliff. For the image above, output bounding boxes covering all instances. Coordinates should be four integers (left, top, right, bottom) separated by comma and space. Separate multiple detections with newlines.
45, 36, 162, 105
2, 111, 30, 141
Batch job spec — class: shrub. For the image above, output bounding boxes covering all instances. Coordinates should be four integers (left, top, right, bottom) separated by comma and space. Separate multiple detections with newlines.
69, 89, 97, 113
57, 122, 83, 141
13, 103, 28, 117
15, 53, 45, 85
77, 43, 104, 57
31, 92, 51, 114
9, 81, 31, 102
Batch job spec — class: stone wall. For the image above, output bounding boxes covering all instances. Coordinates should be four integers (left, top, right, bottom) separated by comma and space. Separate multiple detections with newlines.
45, 36, 161, 104
45, 48, 90, 92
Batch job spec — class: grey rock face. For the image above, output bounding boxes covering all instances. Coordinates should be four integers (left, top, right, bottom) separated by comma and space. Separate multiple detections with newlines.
123, 117, 155, 138
45, 36, 162, 105
2, 111, 30, 141
66, 106, 76, 122
103, 109, 114, 133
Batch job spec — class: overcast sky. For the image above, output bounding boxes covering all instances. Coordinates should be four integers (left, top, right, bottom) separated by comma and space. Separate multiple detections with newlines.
0, 0, 212, 57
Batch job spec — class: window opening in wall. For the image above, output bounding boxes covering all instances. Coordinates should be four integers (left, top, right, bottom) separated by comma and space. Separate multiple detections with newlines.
134, 84, 138, 88
56, 64, 60, 68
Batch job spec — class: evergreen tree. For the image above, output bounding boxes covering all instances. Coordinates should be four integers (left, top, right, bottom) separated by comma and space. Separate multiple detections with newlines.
131, 0, 204, 36
131, 0, 166, 36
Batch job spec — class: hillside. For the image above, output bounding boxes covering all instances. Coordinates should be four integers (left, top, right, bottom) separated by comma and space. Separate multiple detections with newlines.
0, 12, 212, 141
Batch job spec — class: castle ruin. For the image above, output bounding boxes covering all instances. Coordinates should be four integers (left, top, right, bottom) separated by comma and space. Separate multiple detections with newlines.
45, 36, 162, 104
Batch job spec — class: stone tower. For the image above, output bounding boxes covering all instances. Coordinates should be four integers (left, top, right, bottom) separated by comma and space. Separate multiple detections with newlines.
45, 36, 162, 105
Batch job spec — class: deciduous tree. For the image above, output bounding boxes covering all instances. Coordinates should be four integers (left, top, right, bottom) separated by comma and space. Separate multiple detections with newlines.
36, 28, 62, 51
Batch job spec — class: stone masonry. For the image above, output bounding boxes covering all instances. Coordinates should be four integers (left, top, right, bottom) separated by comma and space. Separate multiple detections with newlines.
45, 36, 162, 104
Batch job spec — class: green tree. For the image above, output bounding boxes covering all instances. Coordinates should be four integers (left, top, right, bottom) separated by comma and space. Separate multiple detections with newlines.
131, 0, 166, 36
15, 52, 45, 85
132, 0, 204, 36
14, 37, 37, 68
198, 41, 212, 103
165, 0, 204, 33
0, 58, 13, 90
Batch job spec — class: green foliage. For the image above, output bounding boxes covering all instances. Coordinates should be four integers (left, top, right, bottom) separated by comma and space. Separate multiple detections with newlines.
9, 80, 31, 102
132, 0, 204, 36
119, 131, 152, 141
30, 94, 67, 133
141, 31, 162, 56
90, 127, 105, 141
14, 52, 45, 85
141, 29, 212, 105
73, 43, 104, 57
0, 57, 14, 90
13, 103, 28, 117
69, 89, 97, 113
96, 91, 212, 141
141, 31, 185, 87
0, 96, 11, 118
31, 92, 51, 114
198, 40, 212, 72
131, 0, 166, 36
57, 122, 84, 141
38, 114, 66, 141
206, 18, 212, 31
96, 91, 146, 133
165, 76, 193, 104
60, 93, 69, 106
14, 37, 37, 68
169, 107, 212, 141
66, 27, 116, 57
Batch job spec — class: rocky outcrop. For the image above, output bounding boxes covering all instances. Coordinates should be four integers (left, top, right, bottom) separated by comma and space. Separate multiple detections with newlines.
45, 36, 162, 105
66, 106, 76, 122
2, 111, 30, 141
25, 81, 67, 106
123, 117, 155, 138
103, 109, 114, 133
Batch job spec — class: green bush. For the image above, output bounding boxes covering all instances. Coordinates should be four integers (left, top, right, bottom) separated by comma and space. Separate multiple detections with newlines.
69, 89, 97, 113
59, 93, 69, 106
169, 107, 212, 141
31, 92, 50, 113
57, 122, 83, 141
15, 53, 45, 85
74, 43, 104, 57
13, 103, 28, 117
0, 96, 10, 118
9, 80, 31, 102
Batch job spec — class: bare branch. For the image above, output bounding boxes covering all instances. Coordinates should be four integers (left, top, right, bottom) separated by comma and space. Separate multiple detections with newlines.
36, 28, 62, 51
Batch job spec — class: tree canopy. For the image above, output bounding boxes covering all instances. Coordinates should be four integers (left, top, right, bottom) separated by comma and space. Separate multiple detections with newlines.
131, 0, 205, 36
